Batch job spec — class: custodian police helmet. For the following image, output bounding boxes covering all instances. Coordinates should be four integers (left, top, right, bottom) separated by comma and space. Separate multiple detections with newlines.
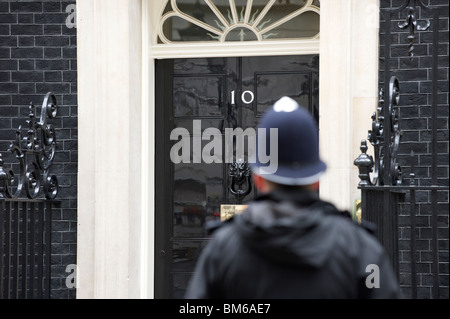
251, 96, 327, 186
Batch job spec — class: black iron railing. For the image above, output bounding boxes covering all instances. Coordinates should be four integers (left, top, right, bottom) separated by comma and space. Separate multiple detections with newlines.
1, 92, 59, 299
0, 199, 53, 299
355, 0, 449, 299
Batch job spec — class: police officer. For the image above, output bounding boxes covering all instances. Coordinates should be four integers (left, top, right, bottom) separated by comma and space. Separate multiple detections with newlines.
185, 97, 402, 299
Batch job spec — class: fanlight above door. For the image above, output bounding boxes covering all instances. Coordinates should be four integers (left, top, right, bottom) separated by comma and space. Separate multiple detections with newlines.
158, 0, 320, 43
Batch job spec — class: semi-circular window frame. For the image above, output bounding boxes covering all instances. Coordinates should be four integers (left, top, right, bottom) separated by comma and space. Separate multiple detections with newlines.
157, 0, 320, 44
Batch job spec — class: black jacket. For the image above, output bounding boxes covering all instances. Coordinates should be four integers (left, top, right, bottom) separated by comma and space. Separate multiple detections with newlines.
185, 189, 402, 299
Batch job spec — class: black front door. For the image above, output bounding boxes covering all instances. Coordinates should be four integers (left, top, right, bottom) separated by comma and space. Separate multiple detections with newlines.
155, 55, 319, 298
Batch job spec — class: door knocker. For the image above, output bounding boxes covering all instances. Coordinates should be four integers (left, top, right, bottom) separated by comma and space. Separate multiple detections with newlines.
228, 160, 252, 202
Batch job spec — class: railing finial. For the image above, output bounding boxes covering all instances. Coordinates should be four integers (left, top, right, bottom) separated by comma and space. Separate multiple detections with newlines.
354, 140, 374, 187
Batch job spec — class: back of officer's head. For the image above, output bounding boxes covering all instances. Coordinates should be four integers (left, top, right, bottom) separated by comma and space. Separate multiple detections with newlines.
251, 96, 327, 187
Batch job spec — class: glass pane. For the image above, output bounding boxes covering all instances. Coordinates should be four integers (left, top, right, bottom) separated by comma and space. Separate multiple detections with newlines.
176, 0, 226, 30
162, 16, 219, 42
262, 11, 319, 39
256, 0, 308, 30
209, 0, 233, 24
233, 0, 250, 23
225, 27, 258, 41
249, 0, 272, 24
173, 76, 224, 117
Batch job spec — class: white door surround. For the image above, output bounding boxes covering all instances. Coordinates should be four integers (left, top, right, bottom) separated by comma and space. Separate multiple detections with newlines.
76, 0, 380, 299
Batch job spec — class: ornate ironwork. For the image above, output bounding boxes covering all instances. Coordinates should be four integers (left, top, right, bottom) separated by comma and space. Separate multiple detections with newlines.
228, 160, 252, 202
397, 0, 431, 59
354, 76, 402, 187
0, 92, 58, 200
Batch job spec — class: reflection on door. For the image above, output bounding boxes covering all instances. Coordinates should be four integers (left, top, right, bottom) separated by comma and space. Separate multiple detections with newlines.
155, 55, 319, 298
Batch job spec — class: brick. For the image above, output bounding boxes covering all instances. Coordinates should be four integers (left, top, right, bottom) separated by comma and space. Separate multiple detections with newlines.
44, 25, 62, 35
35, 13, 67, 25
62, 26, 77, 36
419, 130, 448, 143
44, 47, 62, 59
11, 24, 43, 36
36, 59, 69, 70
62, 117, 77, 128
36, 82, 71, 94
63, 94, 77, 105
64, 140, 77, 151
401, 130, 420, 142
400, 106, 420, 118
17, 13, 34, 24
70, 59, 76, 70
0, 35, 17, 47
51, 243, 71, 255
10, 2, 42, 13
0, 2, 9, 13
18, 59, 35, 70
61, 252, 77, 265
399, 81, 419, 94
0, 25, 9, 35
0, 117, 11, 129
0, 47, 10, 58
44, 71, 62, 82
69, 35, 76, 46
437, 93, 449, 105
18, 83, 35, 94
0, 71, 9, 82
395, 69, 429, 81
62, 47, 76, 59
18, 36, 35, 47
438, 43, 448, 56
0, 107, 16, 117
11, 47, 43, 58
0, 94, 11, 105
62, 231, 77, 244
55, 151, 71, 163
35, 35, 70, 47
43, 2, 62, 13
0, 82, 18, 94
437, 67, 448, 81
0, 14, 17, 24
12, 70, 44, 82
402, 93, 428, 106
63, 70, 76, 82
399, 56, 420, 69
0, 61, 15, 75
11, 94, 42, 106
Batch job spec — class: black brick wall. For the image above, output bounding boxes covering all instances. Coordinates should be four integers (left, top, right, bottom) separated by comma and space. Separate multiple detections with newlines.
0, 0, 77, 299
379, 0, 449, 299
